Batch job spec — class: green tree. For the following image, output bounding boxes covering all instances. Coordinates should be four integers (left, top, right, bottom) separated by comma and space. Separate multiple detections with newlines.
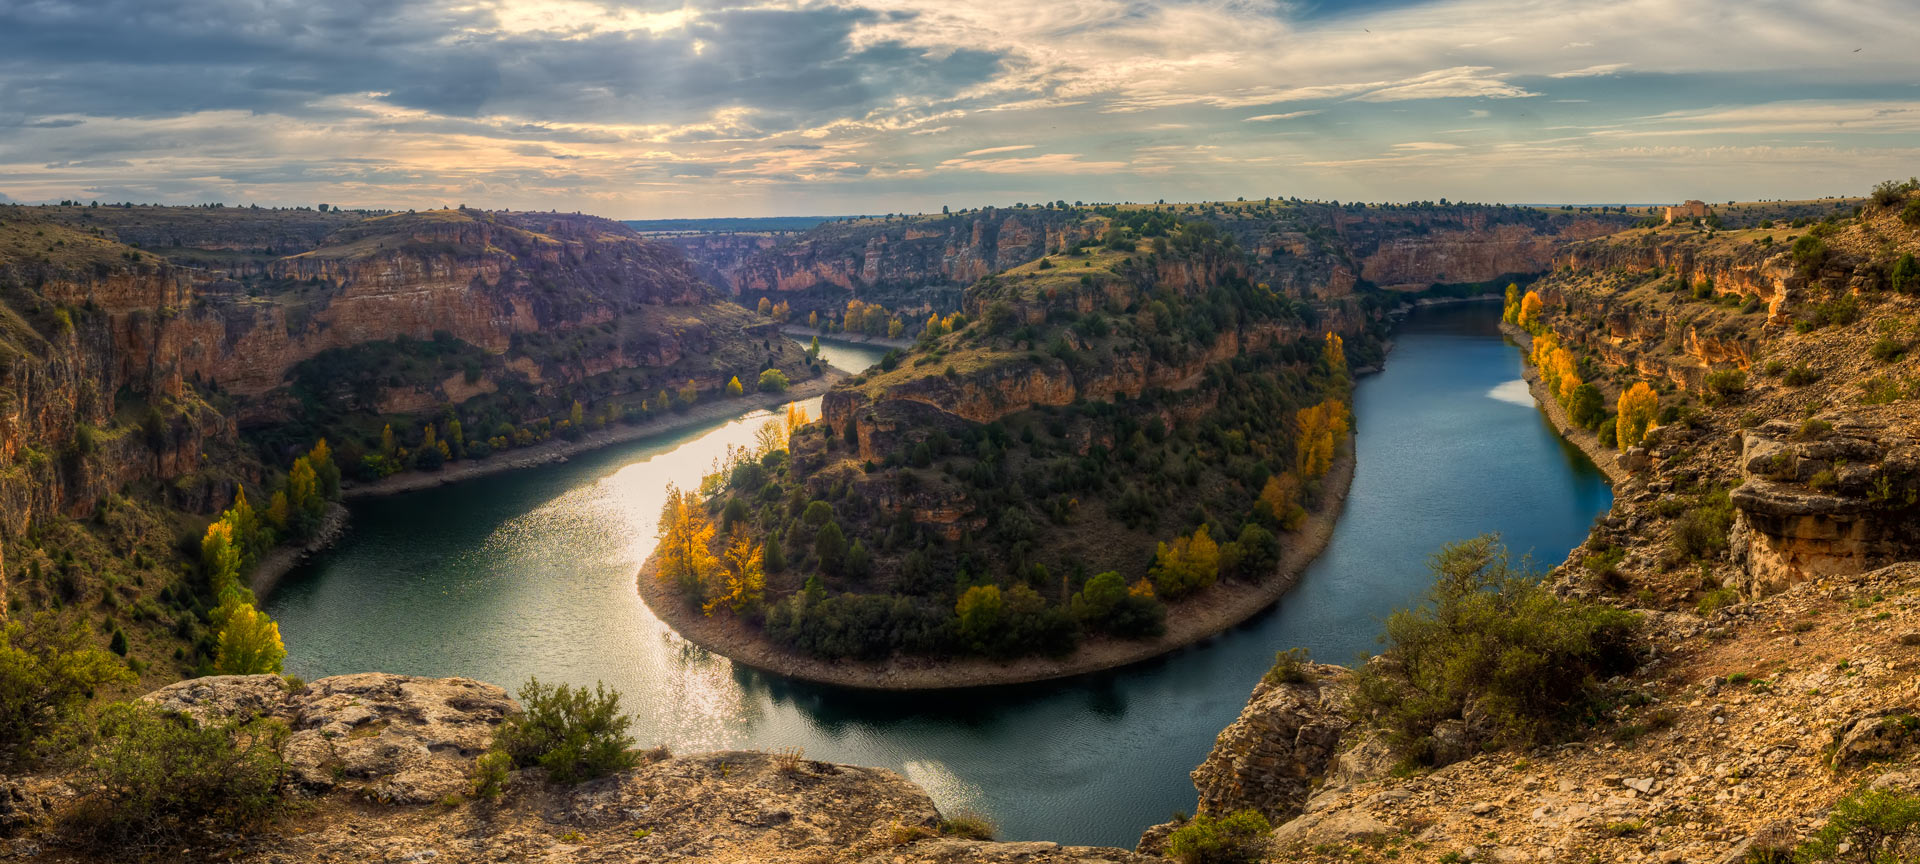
758, 368, 790, 392
814, 521, 847, 573
1566, 383, 1605, 429
956, 585, 1004, 652
0, 613, 136, 762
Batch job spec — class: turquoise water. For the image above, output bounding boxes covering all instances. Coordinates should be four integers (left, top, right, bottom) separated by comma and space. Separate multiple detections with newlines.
265, 306, 1611, 847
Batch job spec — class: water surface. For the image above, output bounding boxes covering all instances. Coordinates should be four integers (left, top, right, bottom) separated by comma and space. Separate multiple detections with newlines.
267, 307, 1610, 847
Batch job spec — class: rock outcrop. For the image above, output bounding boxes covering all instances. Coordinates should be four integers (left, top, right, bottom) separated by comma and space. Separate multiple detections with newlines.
8, 673, 1152, 864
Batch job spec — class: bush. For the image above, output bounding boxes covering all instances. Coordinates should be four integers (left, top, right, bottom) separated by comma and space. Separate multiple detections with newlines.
1783, 363, 1822, 386
0, 613, 136, 764
1871, 337, 1907, 363
1595, 417, 1617, 449
939, 810, 997, 840
1167, 810, 1272, 864
1264, 647, 1314, 686
1671, 488, 1735, 561
1350, 536, 1641, 764
1704, 370, 1746, 405
470, 749, 512, 800
757, 368, 790, 392
1796, 786, 1920, 862
492, 678, 638, 784
61, 702, 288, 852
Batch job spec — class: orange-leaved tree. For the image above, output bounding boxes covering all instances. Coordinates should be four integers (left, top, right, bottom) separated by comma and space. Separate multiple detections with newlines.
1616, 382, 1659, 449
1518, 290, 1544, 331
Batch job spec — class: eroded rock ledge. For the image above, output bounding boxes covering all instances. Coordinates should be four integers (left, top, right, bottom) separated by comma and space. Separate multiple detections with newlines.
9, 673, 1151, 864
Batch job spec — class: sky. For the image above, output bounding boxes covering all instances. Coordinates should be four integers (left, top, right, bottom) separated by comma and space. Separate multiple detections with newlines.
1, 0, 1917, 218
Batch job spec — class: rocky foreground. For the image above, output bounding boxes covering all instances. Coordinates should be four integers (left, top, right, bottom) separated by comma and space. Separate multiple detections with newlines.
1148, 563, 1920, 863
1, 673, 1149, 864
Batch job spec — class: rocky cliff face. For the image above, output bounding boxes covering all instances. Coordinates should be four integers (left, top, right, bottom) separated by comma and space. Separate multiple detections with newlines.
687, 209, 1094, 315
676, 205, 1637, 318
0, 206, 795, 533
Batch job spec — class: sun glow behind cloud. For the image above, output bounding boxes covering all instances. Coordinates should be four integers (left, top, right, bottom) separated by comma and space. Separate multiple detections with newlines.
0, 0, 1915, 215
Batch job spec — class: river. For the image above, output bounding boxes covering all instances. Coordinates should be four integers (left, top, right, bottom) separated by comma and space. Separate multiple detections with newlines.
264, 304, 1611, 848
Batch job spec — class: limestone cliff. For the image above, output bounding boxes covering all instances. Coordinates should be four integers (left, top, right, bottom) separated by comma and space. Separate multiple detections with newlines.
674, 203, 1636, 319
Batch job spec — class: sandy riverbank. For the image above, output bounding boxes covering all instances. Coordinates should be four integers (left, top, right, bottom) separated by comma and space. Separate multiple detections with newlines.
340, 371, 846, 500
635, 449, 1356, 691
1501, 322, 1629, 485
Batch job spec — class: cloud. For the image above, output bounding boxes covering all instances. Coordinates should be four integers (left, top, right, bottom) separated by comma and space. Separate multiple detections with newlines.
1244, 110, 1321, 122
1550, 63, 1629, 78
962, 144, 1036, 156
1394, 141, 1463, 150
0, 0, 1913, 214
936, 152, 1128, 174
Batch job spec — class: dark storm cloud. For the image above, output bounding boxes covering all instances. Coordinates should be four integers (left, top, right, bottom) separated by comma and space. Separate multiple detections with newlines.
0, 0, 1003, 131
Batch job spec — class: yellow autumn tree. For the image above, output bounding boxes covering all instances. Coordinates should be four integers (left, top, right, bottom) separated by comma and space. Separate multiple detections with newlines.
214, 602, 286, 674
1323, 332, 1346, 378
1518, 290, 1545, 331
1294, 399, 1350, 482
785, 404, 810, 438
772, 300, 790, 322
706, 530, 766, 615
757, 297, 772, 316
1529, 333, 1584, 405
1617, 381, 1659, 449
200, 520, 244, 602
888, 317, 905, 339
1149, 526, 1221, 598
678, 379, 699, 406
726, 376, 745, 397
1502, 283, 1522, 324
656, 483, 718, 594
1257, 472, 1307, 530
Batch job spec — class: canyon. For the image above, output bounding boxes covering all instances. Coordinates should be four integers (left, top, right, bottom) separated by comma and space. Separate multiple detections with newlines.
674, 203, 1636, 319
8, 193, 1920, 864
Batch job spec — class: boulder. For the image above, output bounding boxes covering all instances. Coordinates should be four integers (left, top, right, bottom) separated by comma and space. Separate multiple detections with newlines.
1188, 665, 1353, 824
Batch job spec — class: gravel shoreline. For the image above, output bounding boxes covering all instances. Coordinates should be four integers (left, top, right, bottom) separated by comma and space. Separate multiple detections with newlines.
635, 450, 1356, 691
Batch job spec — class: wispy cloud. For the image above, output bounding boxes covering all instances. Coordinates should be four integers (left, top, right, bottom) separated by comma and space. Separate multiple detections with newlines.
962, 144, 1036, 156
1244, 110, 1321, 122
1550, 63, 1629, 78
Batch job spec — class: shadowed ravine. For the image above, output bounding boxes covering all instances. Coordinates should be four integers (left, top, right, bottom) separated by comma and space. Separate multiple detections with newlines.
265, 304, 1611, 848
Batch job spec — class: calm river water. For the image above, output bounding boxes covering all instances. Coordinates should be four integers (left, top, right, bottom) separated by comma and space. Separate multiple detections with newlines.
265, 303, 1611, 847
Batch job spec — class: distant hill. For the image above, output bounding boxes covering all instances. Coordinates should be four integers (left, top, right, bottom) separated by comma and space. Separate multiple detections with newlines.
623, 216, 838, 234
